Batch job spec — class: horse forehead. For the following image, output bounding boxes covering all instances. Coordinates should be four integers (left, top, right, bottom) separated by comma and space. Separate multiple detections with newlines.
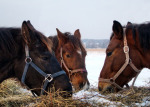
65, 44, 82, 55
64, 42, 84, 55
108, 37, 122, 49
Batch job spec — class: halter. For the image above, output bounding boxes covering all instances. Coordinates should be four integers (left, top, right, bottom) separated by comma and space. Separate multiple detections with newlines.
60, 47, 87, 79
21, 45, 66, 95
99, 28, 141, 92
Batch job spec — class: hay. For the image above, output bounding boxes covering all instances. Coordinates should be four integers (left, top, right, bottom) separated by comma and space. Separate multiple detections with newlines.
0, 79, 150, 107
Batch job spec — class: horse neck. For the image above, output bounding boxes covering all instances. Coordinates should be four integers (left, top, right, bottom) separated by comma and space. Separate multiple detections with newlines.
141, 51, 150, 68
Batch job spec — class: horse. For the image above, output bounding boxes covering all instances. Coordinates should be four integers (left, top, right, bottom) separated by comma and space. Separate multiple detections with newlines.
0, 21, 72, 97
49, 29, 90, 91
98, 20, 150, 93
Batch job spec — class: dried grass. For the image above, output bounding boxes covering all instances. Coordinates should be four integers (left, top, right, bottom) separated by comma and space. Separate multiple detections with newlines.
0, 79, 149, 107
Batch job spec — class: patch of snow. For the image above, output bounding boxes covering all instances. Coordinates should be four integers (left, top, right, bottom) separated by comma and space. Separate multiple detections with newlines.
73, 90, 125, 106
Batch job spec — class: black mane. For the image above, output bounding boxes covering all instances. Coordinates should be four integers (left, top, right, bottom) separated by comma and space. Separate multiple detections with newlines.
126, 22, 150, 50
0, 28, 22, 57
0, 28, 23, 72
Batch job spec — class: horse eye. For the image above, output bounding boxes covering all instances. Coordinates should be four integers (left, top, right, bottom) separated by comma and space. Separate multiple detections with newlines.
66, 54, 71, 58
42, 56, 50, 60
107, 52, 112, 57
35, 43, 41, 48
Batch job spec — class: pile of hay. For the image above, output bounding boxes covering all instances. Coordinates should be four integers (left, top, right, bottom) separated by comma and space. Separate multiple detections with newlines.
0, 79, 149, 107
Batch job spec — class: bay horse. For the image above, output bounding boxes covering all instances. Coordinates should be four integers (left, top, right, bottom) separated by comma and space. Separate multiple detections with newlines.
0, 21, 72, 97
98, 20, 150, 93
49, 29, 90, 91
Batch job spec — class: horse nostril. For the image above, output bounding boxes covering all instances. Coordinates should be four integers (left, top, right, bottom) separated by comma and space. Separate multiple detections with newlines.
79, 83, 84, 89
98, 86, 102, 91
106, 86, 114, 93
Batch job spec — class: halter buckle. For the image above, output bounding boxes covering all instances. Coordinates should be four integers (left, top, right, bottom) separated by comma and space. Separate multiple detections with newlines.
45, 74, 53, 82
123, 46, 129, 53
25, 57, 32, 64
110, 78, 114, 83
69, 70, 73, 75
60, 57, 63, 60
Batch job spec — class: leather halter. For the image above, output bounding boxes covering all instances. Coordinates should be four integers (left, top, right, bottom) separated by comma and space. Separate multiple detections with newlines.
21, 45, 66, 95
60, 47, 87, 79
99, 28, 141, 91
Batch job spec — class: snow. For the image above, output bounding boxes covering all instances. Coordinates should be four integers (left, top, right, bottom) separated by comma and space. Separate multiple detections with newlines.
73, 90, 124, 106
73, 50, 150, 106
86, 51, 106, 87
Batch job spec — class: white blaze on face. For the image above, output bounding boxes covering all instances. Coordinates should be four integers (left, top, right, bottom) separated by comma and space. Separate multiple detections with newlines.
77, 48, 82, 56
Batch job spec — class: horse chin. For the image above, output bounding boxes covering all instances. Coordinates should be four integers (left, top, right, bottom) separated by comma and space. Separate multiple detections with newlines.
103, 85, 115, 93
72, 81, 90, 91
99, 83, 116, 93
72, 86, 82, 92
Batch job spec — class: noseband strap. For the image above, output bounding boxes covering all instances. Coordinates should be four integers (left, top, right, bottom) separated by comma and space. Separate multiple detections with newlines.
99, 28, 141, 91
60, 47, 87, 79
21, 45, 66, 95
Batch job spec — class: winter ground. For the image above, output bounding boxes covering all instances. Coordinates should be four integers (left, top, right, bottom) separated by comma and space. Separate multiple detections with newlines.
73, 49, 150, 106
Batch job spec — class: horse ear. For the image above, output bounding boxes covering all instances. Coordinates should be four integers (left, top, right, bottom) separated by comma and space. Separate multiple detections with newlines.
74, 29, 81, 40
26, 20, 36, 31
127, 21, 132, 26
21, 21, 36, 45
56, 28, 68, 46
112, 20, 123, 40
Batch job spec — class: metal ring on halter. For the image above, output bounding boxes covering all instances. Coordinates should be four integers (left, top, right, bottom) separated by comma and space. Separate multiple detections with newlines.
69, 70, 72, 76
110, 78, 114, 83
123, 46, 129, 53
45, 74, 53, 82
25, 57, 32, 64
60, 57, 63, 60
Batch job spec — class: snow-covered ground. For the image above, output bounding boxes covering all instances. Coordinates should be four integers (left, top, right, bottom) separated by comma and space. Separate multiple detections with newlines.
73, 50, 150, 106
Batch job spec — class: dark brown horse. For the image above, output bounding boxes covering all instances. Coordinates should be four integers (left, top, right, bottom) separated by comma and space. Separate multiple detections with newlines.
98, 20, 150, 93
0, 21, 72, 97
49, 29, 90, 91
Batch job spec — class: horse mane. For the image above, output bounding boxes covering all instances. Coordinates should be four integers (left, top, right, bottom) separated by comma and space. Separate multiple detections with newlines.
127, 22, 150, 50
0, 28, 20, 57
50, 32, 87, 55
